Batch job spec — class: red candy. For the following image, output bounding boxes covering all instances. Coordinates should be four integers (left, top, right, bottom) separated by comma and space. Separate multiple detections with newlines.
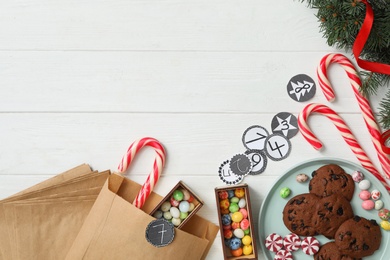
170, 196, 179, 207
231, 222, 240, 230
301, 236, 319, 255
218, 191, 229, 200
240, 219, 250, 230
283, 233, 301, 252
223, 229, 233, 239
264, 233, 283, 252
239, 208, 248, 219
274, 249, 293, 260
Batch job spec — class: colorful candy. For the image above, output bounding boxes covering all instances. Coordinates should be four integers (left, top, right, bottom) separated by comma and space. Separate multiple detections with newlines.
242, 235, 252, 246
296, 173, 309, 183
358, 179, 371, 190
379, 209, 390, 220
280, 187, 291, 198
242, 245, 253, 255
233, 229, 245, 239
231, 248, 243, 257
231, 212, 244, 223
301, 236, 320, 255
380, 220, 390, 231
173, 190, 184, 201
352, 170, 364, 182
229, 202, 239, 213
359, 190, 371, 200
229, 237, 242, 250
265, 233, 283, 252
238, 198, 246, 208
275, 249, 293, 260
362, 200, 375, 210
283, 233, 301, 252
235, 188, 245, 198
371, 189, 381, 200
375, 200, 384, 210
240, 219, 250, 230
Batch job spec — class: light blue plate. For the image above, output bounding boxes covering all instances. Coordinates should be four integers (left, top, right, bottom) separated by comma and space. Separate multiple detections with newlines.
258, 157, 389, 259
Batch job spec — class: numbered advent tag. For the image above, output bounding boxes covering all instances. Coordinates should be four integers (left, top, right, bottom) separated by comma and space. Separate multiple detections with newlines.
218, 160, 243, 185
271, 112, 298, 139
245, 149, 267, 175
264, 134, 291, 161
229, 154, 253, 176
242, 125, 269, 150
145, 218, 175, 247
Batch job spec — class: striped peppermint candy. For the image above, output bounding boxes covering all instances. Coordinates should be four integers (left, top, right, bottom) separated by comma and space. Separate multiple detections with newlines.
283, 233, 301, 252
265, 233, 283, 252
274, 249, 293, 260
301, 236, 320, 255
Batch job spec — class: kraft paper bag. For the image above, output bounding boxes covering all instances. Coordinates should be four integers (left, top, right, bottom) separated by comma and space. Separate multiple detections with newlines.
0, 165, 110, 260
66, 173, 219, 260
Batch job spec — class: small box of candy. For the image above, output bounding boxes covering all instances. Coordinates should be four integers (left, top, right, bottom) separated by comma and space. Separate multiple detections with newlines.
150, 181, 203, 229
215, 184, 258, 259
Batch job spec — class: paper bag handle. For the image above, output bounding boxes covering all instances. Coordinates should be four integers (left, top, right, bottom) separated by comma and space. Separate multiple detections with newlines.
117, 137, 166, 208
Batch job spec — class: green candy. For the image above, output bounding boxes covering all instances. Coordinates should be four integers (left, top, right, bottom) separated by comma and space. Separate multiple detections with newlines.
173, 190, 184, 201
229, 202, 239, 213
230, 197, 239, 203
243, 228, 250, 235
280, 187, 291, 198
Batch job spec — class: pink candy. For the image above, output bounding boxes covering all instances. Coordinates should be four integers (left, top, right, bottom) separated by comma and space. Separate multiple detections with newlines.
352, 170, 364, 182
362, 200, 375, 210
240, 219, 250, 230
359, 190, 371, 200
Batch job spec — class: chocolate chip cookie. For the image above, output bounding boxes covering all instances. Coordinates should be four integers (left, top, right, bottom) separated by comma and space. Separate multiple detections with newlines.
335, 216, 382, 258
313, 194, 354, 239
309, 164, 355, 201
282, 193, 320, 236
314, 242, 362, 260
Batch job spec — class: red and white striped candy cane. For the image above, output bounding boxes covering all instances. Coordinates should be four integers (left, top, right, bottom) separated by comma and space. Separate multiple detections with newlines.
317, 53, 390, 178
298, 103, 390, 192
118, 137, 166, 208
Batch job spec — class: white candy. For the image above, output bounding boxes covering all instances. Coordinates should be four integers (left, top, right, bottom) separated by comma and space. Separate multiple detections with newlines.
371, 189, 381, 200
238, 198, 246, 208
233, 228, 245, 238
161, 201, 171, 212
358, 179, 371, 190
170, 207, 180, 218
375, 200, 384, 210
179, 201, 190, 213
171, 218, 181, 226
163, 211, 172, 220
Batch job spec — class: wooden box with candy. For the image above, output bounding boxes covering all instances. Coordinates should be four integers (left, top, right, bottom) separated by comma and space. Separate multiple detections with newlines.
150, 181, 203, 229
215, 184, 258, 259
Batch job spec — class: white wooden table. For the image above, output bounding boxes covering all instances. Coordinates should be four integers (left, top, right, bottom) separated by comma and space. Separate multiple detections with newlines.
1, 1, 388, 259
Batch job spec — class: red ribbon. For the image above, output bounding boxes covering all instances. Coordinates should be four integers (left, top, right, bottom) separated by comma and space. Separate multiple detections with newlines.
352, 0, 390, 75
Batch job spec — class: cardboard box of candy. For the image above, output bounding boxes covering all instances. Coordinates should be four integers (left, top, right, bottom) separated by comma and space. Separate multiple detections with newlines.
150, 181, 203, 229
215, 184, 258, 259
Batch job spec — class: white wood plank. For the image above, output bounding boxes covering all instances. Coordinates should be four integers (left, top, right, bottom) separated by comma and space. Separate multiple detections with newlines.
1, 51, 385, 113
0, 113, 382, 177
0, 0, 332, 51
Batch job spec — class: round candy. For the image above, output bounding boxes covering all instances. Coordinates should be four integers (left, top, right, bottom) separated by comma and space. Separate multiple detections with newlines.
301, 236, 319, 255
218, 190, 228, 200
283, 233, 301, 252
358, 179, 371, 190
229, 203, 239, 213
371, 189, 381, 200
179, 201, 190, 213
221, 214, 231, 225
362, 200, 375, 210
187, 195, 195, 203
240, 219, 250, 230
229, 237, 242, 250
231, 212, 244, 223
160, 201, 171, 212
239, 208, 248, 219
352, 170, 364, 182
264, 233, 283, 252
231, 222, 240, 230
380, 220, 390, 231
223, 229, 233, 239
179, 211, 188, 220
222, 224, 231, 230
231, 248, 243, 257
243, 244, 253, 255
171, 218, 181, 226
220, 199, 230, 210
379, 209, 390, 220
375, 200, 384, 210
238, 198, 246, 208
235, 188, 245, 198
233, 228, 245, 239
227, 190, 235, 199
359, 190, 371, 200
170, 196, 180, 207
153, 210, 163, 219
188, 202, 195, 212
181, 189, 191, 200
163, 211, 172, 220
244, 228, 250, 235
296, 173, 309, 183
242, 235, 252, 246
170, 207, 180, 218
280, 187, 291, 198
274, 249, 293, 260
230, 197, 239, 204
173, 190, 184, 201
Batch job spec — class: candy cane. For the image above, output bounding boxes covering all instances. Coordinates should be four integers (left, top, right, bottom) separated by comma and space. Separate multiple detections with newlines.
317, 53, 390, 178
118, 137, 166, 208
298, 103, 390, 192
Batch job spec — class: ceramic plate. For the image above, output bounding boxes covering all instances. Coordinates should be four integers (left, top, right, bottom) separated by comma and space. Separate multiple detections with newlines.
258, 157, 389, 259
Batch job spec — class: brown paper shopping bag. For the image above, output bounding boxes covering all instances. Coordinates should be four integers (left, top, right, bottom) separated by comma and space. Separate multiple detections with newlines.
66, 174, 218, 260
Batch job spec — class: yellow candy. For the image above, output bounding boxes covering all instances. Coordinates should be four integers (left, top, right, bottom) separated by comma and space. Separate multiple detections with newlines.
380, 220, 390, 231
231, 212, 243, 223
243, 245, 253, 255
242, 235, 252, 246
